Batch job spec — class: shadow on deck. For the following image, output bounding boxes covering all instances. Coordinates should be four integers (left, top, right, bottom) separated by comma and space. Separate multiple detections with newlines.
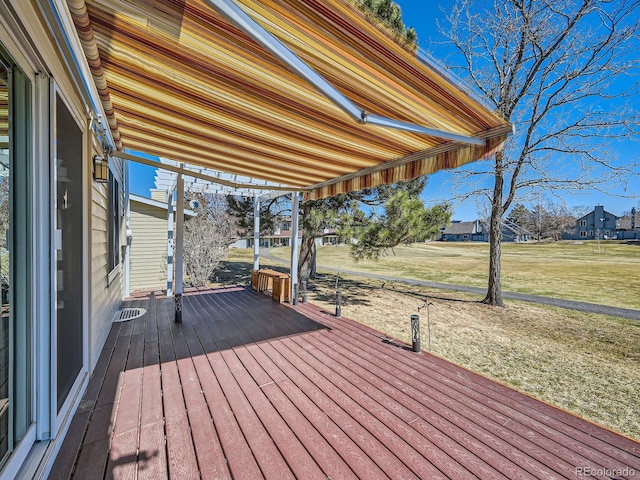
50, 286, 639, 479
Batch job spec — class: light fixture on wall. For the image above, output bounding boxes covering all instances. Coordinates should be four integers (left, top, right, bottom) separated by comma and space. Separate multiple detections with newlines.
93, 154, 109, 183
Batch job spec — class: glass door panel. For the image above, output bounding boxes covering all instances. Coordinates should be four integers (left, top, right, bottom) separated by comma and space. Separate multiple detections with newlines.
0, 48, 33, 467
0, 55, 9, 464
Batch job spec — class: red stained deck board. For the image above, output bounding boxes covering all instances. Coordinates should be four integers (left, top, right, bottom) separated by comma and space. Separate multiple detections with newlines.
160, 359, 199, 480
255, 356, 389, 480
207, 349, 296, 480
137, 364, 167, 480
275, 334, 449, 479
257, 338, 423, 479
231, 366, 328, 479
192, 353, 264, 480
295, 330, 508, 480
234, 345, 363, 480
303, 317, 566, 478
52, 287, 640, 480
303, 328, 559, 479
300, 303, 640, 468
294, 302, 640, 474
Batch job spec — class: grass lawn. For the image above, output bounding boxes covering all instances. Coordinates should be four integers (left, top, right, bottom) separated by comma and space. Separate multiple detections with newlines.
218, 245, 640, 441
268, 241, 640, 310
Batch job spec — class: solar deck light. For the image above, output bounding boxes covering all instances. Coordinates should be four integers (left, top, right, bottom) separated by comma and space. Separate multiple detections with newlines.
411, 314, 421, 353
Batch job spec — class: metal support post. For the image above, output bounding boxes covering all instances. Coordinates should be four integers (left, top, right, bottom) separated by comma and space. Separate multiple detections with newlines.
335, 290, 342, 318
174, 171, 184, 323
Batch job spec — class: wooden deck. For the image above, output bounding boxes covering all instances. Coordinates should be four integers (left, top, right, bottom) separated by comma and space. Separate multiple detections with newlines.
50, 287, 640, 479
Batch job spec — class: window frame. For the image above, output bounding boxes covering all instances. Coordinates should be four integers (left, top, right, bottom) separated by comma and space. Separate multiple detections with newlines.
107, 169, 121, 279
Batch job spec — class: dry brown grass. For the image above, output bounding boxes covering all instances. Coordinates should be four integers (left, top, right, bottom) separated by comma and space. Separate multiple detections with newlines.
218, 249, 640, 441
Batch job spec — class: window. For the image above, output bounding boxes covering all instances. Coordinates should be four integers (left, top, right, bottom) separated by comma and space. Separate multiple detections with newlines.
580, 231, 587, 238
108, 170, 120, 272
589, 230, 594, 237
579, 220, 587, 227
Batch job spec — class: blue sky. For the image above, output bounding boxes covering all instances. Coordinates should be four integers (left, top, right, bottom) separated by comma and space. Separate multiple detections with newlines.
130, 0, 639, 220
395, 0, 640, 220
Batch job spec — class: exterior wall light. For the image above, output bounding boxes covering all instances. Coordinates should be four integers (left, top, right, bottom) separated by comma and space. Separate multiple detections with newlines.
93, 155, 109, 183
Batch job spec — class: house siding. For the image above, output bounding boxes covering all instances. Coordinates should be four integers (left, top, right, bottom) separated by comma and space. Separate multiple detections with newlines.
129, 201, 169, 291
90, 154, 125, 370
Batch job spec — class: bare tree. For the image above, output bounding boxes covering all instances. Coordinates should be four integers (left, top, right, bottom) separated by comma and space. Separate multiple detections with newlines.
441, 0, 640, 305
183, 192, 234, 287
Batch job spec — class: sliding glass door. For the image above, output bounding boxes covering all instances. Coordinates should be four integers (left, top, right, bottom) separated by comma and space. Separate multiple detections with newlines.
0, 48, 33, 467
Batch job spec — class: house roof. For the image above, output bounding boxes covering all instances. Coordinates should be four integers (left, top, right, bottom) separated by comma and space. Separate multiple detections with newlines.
441, 221, 480, 235
130, 193, 196, 216
67, 0, 510, 200
577, 207, 619, 222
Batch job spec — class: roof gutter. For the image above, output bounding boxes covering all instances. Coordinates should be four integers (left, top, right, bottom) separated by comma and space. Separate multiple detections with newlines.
204, 0, 486, 147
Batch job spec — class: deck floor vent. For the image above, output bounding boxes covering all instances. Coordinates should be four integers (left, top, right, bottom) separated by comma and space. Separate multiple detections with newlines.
114, 308, 147, 322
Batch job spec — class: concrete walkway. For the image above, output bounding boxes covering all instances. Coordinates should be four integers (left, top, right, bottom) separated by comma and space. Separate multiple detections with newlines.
260, 249, 640, 321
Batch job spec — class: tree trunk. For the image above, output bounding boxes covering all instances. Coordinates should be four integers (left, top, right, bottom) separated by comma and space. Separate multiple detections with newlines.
483, 164, 505, 306
298, 234, 316, 284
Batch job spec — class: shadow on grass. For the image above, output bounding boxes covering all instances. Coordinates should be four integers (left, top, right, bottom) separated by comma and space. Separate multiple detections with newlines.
215, 259, 290, 285
216, 259, 482, 307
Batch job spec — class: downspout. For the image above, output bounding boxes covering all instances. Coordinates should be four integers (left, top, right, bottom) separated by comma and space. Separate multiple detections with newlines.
124, 160, 131, 297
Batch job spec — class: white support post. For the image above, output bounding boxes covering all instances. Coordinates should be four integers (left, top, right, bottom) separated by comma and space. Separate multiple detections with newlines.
253, 196, 260, 271
166, 188, 175, 297
174, 172, 185, 322
290, 192, 300, 304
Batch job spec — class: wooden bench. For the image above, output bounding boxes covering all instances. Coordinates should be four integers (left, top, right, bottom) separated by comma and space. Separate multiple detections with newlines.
251, 269, 291, 303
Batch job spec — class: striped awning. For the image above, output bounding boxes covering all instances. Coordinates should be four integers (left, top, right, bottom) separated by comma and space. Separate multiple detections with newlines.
67, 0, 511, 200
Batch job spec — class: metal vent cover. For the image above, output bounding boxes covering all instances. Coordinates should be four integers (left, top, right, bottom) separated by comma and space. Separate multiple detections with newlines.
114, 308, 147, 322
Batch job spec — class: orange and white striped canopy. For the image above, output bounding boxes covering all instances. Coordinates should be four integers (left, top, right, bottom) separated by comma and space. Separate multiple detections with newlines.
68, 0, 510, 200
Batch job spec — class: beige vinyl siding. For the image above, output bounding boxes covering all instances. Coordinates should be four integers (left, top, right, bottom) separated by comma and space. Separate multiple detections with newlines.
129, 200, 169, 292
90, 154, 125, 370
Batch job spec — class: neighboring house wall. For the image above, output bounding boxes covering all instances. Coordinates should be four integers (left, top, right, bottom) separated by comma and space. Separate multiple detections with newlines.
615, 207, 640, 240
572, 206, 619, 239
129, 199, 170, 291
440, 221, 487, 242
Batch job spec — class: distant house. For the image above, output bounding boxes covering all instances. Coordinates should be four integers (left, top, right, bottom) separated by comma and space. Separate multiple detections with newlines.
571, 205, 619, 240
440, 220, 487, 242
615, 207, 640, 240
440, 219, 530, 242
231, 221, 339, 248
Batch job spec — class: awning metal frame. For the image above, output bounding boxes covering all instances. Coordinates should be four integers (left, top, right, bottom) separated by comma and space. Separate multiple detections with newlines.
115, 150, 304, 193
205, 0, 486, 147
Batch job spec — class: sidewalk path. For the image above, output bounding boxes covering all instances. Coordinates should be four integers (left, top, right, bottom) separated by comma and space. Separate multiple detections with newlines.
260, 249, 640, 321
